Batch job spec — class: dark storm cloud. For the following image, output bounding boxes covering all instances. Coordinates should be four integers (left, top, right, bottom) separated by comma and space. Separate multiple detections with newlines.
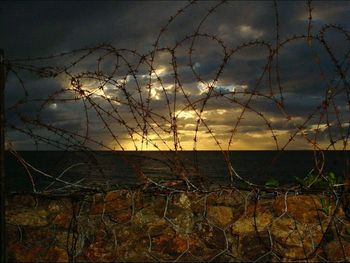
2, 1, 349, 58
1, 1, 186, 58
2, 1, 349, 150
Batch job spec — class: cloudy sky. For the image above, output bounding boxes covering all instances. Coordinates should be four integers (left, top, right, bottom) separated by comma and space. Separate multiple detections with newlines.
2, 1, 350, 151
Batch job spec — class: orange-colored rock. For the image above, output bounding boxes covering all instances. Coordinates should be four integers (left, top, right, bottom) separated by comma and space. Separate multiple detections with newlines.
53, 213, 72, 229
189, 193, 206, 214
172, 235, 190, 253
271, 216, 324, 259
44, 246, 68, 262
232, 212, 273, 234
232, 202, 273, 234
6, 208, 49, 227
152, 196, 167, 217
90, 190, 142, 223
48, 198, 72, 213
274, 195, 328, 223
325, 240, 350, 261
152, 233, 197, 256
8, 190, 349, 262
148, 224, 168, 236
90, 190, 143, 214
165, 206, 194, 234
172, 192, 192, 209
194, 220, 226, 249
206, 190, 248, 223
111, 223, 149, 242
235, 232, 271, 261
245, 199, 273, 216
7, 242, 45, 262
207, 206, 234, 228
109, 209, 132, 223
207, 189, 246, 207
117, 239, 152, 261
84, 240, 116, 262
25, 229, 57, 247
54, 231, 69, 247
133, 206, 167, 229
170, 192, 206, 214
90, 190, 130, 214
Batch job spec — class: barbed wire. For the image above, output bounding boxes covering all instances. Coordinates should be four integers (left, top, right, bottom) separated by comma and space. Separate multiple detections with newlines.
4, 0, 350, 261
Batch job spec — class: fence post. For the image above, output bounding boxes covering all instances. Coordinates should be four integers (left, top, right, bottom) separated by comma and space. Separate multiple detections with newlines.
0, 49, 6, 262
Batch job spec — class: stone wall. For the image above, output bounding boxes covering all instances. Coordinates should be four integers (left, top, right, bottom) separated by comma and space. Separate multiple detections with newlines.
5, 189, 350, 262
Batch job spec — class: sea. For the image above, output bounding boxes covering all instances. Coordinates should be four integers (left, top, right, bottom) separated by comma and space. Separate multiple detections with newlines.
4, 150, 349, 192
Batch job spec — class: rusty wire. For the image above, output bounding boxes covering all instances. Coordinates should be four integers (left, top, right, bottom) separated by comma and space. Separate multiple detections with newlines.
3, 0, 350, 261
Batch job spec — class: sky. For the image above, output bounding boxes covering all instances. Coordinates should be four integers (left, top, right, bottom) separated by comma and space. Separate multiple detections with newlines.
1, 0, 350, 151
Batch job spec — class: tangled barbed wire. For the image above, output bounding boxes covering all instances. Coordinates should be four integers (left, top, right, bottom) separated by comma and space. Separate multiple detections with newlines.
3, 0, 350, 261
4, 0, 349, 191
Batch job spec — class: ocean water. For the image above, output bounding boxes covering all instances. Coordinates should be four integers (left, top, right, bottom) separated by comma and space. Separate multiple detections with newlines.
4, 151, 348, 192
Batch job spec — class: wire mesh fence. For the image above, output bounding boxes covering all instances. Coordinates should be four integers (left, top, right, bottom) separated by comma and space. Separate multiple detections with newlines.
3, 0, 350, 261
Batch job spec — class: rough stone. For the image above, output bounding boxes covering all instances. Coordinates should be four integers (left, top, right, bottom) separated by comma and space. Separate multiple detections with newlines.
7, 242, 46, 262
188, 193, 206, 215
44, 246, 68, 262
194, 220, 226, 249
166, 206, 194, 234
117, 238, 152, 262
90, 190, 143, 224
325, 240, 350, 261
112, 223, 147, 242
232, 207, 273, 234
90, 190, 131, 214
48, 198, 72, 213
54, 231, 69, 248
273, 195, 328, 223
133, 206, 168, 233
90, 190, 142, 213
188, 239, 220, 262
53, 213, 72, 229
84, 240, 116, 262
151, 233, 199, 259
271, 216, 323, 259
24, 228, 56, 245
237, 232, 271, 261
6, 209, 49, 227
132, 190, 144, 209
5, 190, 344, 262
172, 192, 192, 209
207, 206, 234, 228
152, 195, 167, 217
207, 189, 247, 207
108, 209, 132, 223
